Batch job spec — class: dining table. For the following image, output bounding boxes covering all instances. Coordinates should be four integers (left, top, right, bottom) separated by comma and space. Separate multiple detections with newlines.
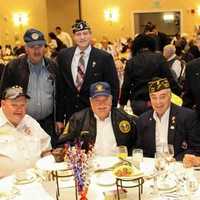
1, 156, 200, 200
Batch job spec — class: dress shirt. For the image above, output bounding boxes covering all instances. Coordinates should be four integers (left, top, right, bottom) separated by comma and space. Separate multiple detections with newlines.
0, 108, 51, 170
153, 107, 170, 153
27, 59, 54, 120
57, 31, 73, 47
94, 113, 117, 156
71, 45, 91, 84
168, 54, 182, 79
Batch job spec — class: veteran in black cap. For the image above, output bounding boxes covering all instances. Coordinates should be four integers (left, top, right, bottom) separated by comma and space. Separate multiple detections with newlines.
2, 28, 61, 148
136, 77, 200, 160
56, 19, 119, 125
58, 81, 136, 156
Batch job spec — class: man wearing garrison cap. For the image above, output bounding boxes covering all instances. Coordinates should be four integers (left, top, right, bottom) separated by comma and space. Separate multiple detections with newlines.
56, 19, 119, 125
136, 77, 200, 160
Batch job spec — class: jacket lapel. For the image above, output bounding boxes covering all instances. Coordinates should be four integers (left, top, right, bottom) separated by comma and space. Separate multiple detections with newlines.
147, 112, 156, 154
168, 104, 178, 145
61, 47, 77, 91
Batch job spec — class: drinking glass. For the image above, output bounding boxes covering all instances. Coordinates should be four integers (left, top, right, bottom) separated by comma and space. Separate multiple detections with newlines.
132, 149, 143, 169
117, 146, 128, 160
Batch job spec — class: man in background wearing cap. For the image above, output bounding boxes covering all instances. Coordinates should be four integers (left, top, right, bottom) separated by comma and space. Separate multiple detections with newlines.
56, 19, 119, 125
2, 28, 62, 147
0, 86, 50, 176
58, 81, 136, 156
136, 78, 200, 160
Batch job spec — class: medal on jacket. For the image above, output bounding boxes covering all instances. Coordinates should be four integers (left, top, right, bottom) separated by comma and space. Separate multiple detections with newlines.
119, 120, 131, 134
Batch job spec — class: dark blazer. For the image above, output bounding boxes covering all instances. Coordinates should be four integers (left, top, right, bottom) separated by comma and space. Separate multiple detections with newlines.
120, 50, 181, 105
136, 104, 200, 160
183, 58, 200, 118
56, 46, 119, 122
58, 107, 137, 155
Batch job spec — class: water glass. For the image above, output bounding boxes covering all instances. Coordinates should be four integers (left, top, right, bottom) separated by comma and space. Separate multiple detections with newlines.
132, 149, 143, 169
117, 146, 128, 160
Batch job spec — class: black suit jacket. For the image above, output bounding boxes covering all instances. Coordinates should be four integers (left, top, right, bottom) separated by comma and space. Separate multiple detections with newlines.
136, 104, 200, 160
183, 58, 200, 118
56, 46, 119, 122
59, 107, 137, 155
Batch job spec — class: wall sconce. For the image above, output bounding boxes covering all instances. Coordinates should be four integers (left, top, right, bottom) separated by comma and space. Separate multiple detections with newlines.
104, 7, 119, 23
197, 6, 200, 16
13, 12, 29, 26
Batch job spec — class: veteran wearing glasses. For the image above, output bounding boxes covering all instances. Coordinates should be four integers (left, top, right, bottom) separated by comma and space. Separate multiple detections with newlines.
59, 82, 136, 156
136, 77, 200, 160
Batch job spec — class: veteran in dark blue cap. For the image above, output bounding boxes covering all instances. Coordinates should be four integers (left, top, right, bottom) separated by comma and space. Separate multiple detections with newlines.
58, 81, 137, 156
56, 19, 119, 126
2, 28, 62, 148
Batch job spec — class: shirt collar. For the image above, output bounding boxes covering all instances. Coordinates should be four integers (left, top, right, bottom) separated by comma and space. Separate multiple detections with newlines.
27, 58, 45, 69
153, 106, 171, 122
75, 45, 92, 56
94, 112, 111, 122
167, 54, 176, 61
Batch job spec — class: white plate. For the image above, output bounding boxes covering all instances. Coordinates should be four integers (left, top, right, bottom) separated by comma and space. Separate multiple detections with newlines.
36, 155, 69, 171
157, 180, 177, 191
93, 156, 121, 171
95, 171, 116, 186
15, 170, 37, 185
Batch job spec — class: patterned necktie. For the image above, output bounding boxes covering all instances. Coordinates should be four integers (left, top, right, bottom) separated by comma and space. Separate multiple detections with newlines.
76, 51, 85, 91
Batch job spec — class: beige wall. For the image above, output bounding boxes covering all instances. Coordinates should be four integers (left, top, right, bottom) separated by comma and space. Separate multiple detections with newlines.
81, 0, 200, 41
0, 0, 48, 46
46, 0, 79, 43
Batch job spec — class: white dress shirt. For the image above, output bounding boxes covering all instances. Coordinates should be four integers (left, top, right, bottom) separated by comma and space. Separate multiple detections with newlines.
71, 45, 92, 84
153, 107, 170, 153
57, 31, 73, 47
0, 108, 51, 170
94, 114, 117, 156
168, 54, 182, 79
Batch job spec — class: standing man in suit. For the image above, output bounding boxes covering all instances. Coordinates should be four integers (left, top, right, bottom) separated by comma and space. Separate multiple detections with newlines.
56, 20, 119, 128
58, 82, 136, 156
136, 78, 200, 160
183, 58, 200, 119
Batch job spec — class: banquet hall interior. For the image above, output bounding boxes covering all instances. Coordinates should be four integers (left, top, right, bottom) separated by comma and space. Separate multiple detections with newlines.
2, 0, 200, 200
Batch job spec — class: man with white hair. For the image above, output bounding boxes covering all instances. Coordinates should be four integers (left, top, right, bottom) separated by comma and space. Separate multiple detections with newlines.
136, 77, 200, 160
163, 44, 185, 83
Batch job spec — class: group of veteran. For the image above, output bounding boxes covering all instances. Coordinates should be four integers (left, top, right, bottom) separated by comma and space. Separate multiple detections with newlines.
59, 78, 200, 160
1, 77, 200, 177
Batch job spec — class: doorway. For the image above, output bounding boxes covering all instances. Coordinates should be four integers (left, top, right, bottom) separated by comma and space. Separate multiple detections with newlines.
133, 11, 181, 37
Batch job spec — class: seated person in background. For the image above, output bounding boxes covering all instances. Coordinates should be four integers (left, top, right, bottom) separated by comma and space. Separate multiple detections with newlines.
0, 86, 51, 176
136, 77, 200, 160
59, 81, 137, 156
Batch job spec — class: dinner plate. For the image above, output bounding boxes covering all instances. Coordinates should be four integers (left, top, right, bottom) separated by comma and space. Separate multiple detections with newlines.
15, 171, 37, 185
95, 171, 116, 186
36, 155, 69, 171
93, 156, 121, 171
157, 180, 177, 191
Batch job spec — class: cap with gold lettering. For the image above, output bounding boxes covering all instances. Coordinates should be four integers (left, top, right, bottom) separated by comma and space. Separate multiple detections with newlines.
148, 77, 170, 93
72, 19, 91, 33
90, 82, 111, 98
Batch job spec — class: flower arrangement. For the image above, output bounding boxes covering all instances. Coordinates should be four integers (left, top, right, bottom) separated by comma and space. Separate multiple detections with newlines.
65, 140, 94, 200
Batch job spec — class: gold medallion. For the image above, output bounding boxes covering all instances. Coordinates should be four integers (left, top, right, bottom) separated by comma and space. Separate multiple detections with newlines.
119, 120, 131, 134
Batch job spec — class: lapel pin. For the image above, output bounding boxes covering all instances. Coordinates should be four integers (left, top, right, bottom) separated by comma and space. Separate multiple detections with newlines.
92, 61, 96, 67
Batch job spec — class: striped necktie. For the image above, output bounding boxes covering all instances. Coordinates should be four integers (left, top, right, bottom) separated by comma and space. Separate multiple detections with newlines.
76, 51, 85, 91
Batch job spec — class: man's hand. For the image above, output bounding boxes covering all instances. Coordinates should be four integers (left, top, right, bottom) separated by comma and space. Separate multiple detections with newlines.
55, 122, 64, 136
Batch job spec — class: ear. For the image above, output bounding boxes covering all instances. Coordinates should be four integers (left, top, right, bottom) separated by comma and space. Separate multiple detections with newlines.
1, 100, 5, 107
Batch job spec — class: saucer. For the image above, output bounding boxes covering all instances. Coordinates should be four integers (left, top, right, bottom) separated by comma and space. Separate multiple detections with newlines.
15, 171, 36, 185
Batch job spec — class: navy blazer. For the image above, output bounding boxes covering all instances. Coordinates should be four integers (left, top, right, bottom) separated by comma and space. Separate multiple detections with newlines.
136, 104, 200, 160
56, 46, 119, 122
